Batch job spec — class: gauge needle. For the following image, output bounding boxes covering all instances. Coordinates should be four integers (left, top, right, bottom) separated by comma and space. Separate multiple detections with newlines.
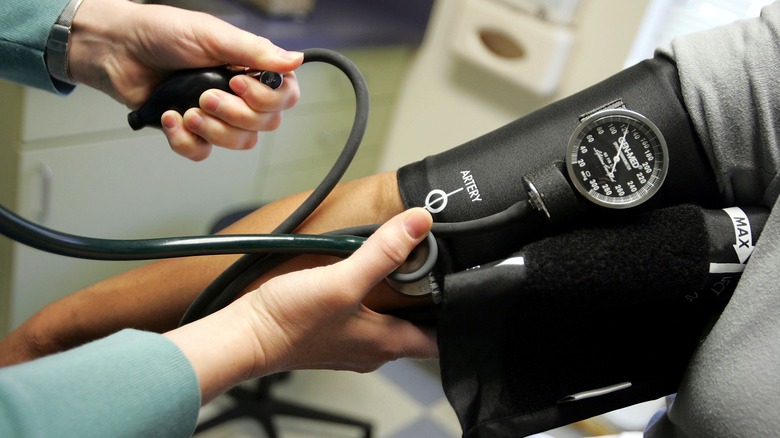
608, 127, 630, 180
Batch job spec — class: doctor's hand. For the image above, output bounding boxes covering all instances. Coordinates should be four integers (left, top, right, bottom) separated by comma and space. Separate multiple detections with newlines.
164, 208, 439, 403
68, 0, 302, 160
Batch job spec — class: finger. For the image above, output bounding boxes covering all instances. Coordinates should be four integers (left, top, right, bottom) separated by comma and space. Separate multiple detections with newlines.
371, 315, 439, 360
229, 73, 300, 113
183, 108, 259, 151
162, 110, 213, 161
333, 208, 433, 298
233, 37, 304, 74
199, 89, 284, 132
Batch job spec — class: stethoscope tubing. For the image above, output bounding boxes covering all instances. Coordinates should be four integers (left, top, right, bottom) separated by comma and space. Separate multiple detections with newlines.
0, 203, 365, 260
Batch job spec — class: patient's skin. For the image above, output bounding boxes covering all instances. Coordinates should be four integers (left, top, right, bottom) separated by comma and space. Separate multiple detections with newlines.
0, 171, 428, 366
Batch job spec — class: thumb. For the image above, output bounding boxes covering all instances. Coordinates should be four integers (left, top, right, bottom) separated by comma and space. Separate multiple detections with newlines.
202, 20, 304, 73
248, 38, 304, 73
188, 13, 303, 73
335, 208, 433, 298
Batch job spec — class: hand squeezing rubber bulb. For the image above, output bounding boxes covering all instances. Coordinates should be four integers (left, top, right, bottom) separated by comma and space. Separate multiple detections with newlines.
127, 66, 283, 130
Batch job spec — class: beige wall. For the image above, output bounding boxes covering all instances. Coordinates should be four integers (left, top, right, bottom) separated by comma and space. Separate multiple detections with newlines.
378, 0, 651, 170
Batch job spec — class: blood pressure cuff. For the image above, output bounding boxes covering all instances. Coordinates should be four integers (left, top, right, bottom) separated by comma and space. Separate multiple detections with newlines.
433, 205, 743, 437
396, 54, 721, 276
395, 55, 727, 436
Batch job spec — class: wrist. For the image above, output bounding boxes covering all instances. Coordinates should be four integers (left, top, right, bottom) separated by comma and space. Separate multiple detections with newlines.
68, 0, 138, 93
165, 301, 262, 403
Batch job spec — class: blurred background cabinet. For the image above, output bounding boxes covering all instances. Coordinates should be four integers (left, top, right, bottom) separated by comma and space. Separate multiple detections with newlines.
0, 0, 432, 334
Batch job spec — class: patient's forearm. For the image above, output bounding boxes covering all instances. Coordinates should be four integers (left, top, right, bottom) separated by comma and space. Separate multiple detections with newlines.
0, 171, 414, 366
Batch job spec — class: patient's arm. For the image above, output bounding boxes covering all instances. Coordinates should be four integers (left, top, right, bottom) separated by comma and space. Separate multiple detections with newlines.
0, 171, 425, 366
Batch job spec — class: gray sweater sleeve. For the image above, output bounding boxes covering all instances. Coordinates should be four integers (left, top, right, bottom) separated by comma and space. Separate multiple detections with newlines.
647, 3, 780, 436
662, 2, 780, 207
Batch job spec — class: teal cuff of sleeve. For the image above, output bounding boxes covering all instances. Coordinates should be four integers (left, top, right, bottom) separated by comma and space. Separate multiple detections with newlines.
0, 329, 200, 438
0, 0, 77, 94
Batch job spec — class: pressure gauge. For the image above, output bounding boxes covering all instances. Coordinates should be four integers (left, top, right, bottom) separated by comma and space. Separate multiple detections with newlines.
566, 109, 669, 209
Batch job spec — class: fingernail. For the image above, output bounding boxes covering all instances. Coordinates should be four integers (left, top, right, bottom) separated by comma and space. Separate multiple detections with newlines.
404, 210, 429, 240
185, 112, 204, 131
201, 91, 221, 112
281, 51, 304, 62
230, 76, 248, 96
161, 114, 177, 131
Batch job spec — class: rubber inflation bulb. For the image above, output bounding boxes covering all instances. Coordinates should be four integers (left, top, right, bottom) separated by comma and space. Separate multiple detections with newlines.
128, 66, 282, 130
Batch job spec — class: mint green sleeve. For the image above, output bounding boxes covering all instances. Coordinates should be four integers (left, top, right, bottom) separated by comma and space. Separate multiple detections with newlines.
0, 0, 76, 94
0, 329, 201, 438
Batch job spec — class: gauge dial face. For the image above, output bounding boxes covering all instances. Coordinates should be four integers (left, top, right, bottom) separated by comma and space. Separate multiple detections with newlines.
566, 109, 669, 209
